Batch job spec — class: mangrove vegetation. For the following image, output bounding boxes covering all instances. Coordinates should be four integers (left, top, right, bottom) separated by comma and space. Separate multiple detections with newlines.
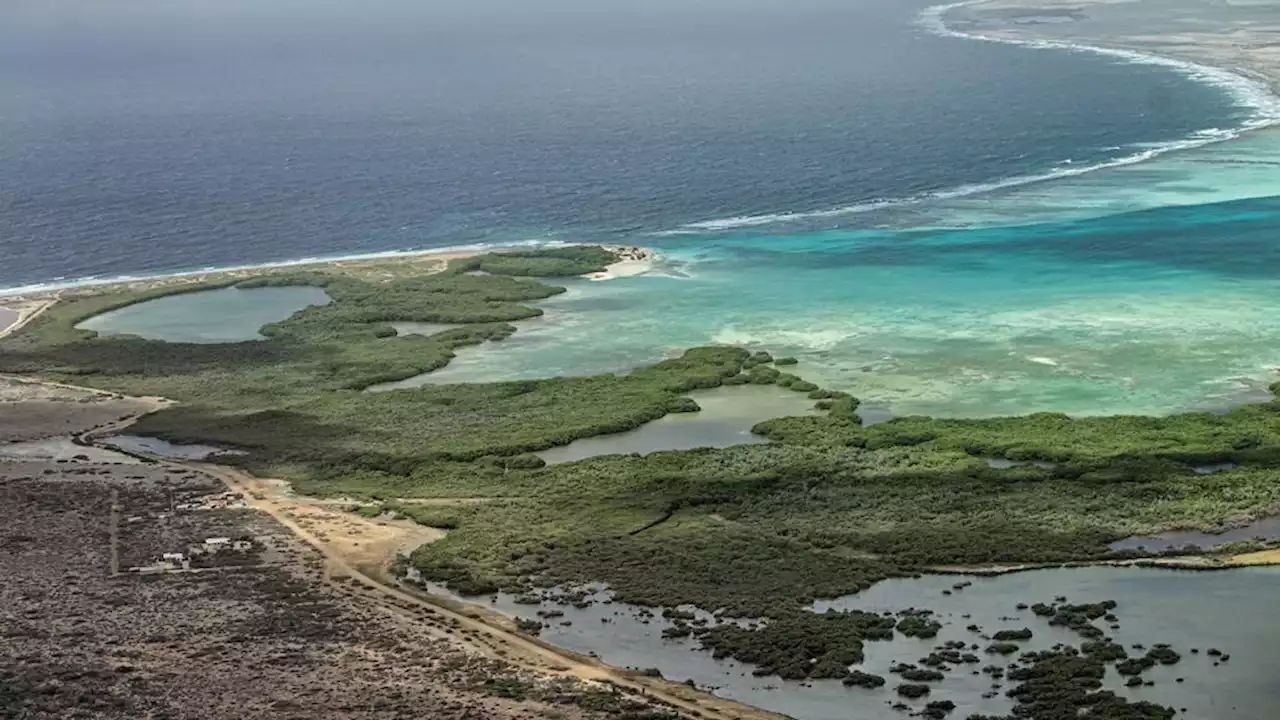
5, 245, 1280, 627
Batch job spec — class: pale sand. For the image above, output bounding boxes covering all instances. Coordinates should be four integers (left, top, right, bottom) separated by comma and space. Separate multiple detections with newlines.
2, 244, 662, 303
0, 298, 59, 340
585, 245, 659, 281
586, 258, 654, 281
0, 249, 487, 303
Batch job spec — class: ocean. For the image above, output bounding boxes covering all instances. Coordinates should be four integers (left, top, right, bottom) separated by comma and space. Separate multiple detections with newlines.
3, 0, 1275, 417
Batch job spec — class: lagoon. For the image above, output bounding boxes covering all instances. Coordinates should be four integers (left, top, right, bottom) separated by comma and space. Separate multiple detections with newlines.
75, 286, 330, 344
535, 385, 820, 464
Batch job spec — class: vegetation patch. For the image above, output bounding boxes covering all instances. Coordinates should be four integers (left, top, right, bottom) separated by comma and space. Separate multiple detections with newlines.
696, 610, 895, 680
9, 246, 1280, 628
447, 246, 619, 277
971, 647, 1175, 720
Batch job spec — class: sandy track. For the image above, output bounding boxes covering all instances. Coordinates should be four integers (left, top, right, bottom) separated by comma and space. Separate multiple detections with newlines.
43, 380, 781, 720
0, 297, 58, 340
186, 462, 778, 720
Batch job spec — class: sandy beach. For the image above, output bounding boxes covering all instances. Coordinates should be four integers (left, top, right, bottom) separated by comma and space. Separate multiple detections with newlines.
585, 245, 659, 281
0, 244, 657, 305
0, 308, 17, 336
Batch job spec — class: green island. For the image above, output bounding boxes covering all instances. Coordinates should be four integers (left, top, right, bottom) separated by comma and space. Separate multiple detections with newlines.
3, 245, 1278, 718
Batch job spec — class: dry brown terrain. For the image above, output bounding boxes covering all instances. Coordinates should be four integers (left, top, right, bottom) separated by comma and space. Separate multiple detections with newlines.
0, 377, 780, 720
0, 388, 673, 720
0, 375, 163, 443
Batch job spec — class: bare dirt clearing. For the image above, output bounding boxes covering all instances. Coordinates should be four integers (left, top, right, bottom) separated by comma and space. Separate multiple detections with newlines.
1, 375, 779, 720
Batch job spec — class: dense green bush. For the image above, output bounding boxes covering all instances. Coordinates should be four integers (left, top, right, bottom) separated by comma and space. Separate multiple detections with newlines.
992, 628, 1033, 641
12, 247, 1280, 630
447, 246, 619, 277
843, 670, 886, 688
699, 610, 895, 680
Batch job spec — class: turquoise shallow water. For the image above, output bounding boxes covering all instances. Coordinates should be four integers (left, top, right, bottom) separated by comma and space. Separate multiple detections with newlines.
425, 133, 1280, 418
7, 0, 1277, 420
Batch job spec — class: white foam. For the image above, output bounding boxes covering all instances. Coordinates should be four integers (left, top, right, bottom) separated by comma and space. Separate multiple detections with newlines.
657, 5, 1280, 236
0, 239, 569, 298
710, 324, 853, 352
919, 1, 1280, 127
659, 135, 1226, 234
666, 198, 902, 234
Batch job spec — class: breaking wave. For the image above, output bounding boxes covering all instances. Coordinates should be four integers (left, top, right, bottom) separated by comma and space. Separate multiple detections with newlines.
657, 2, 1280, 236
0, 239, 568, 298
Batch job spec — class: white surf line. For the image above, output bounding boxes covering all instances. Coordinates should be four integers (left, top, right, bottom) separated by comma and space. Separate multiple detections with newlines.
0, 239, 573, 299
919, 1, 1280, 130
657, 2, 1280, 237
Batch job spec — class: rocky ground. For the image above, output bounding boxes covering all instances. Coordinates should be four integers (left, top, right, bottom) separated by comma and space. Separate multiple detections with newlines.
0, 378, 158, 443
0, 384, 684, 720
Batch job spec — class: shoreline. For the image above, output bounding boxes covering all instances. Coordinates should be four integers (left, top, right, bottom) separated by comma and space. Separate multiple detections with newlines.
660, 0, 1280, 235
924, 0, 1280, 125
0, 242, 657, 302
7, 3, 1275, 292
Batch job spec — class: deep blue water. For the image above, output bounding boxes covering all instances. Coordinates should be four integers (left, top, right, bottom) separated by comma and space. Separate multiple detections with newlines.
0, 0, 1249, 287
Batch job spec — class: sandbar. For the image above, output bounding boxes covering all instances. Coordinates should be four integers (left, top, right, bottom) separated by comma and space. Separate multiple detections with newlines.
0, 244, 655, 304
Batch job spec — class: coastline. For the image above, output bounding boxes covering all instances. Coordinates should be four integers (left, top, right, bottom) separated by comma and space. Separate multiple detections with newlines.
924, 0, 1280, 118
6, 2, 1275, 296
0, 242, 657, 303
660, 0, 1280, 236
929, 0, 1280, 121
11, 8, 1280, 719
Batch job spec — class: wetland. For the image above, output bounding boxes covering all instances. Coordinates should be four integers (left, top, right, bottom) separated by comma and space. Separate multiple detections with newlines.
5, 246, 1280, 720
420, 564, 1277, 719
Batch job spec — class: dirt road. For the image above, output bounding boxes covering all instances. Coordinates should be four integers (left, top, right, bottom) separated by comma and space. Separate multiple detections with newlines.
50, 381, 782, 720
0, 297, 58, 341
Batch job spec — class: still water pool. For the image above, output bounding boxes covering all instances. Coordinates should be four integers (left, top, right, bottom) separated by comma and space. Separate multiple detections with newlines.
75, 286, 329, 343
424, 565, 1280, 720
